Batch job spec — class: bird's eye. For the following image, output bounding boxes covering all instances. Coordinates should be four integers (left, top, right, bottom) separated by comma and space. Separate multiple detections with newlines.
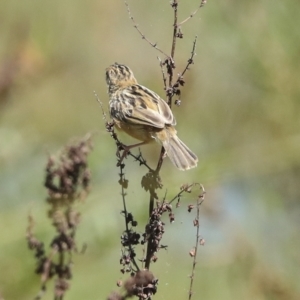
108, 69, 115, 78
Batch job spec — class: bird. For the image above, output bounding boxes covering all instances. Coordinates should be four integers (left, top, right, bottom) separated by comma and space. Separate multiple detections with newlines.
105, 63, 198, 170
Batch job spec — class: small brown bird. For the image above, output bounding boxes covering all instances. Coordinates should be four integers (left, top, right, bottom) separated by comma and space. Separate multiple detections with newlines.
106, 63, 198, 170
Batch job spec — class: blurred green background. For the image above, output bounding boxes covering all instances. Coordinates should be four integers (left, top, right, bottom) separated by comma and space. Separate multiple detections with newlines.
0, 0, 300, 299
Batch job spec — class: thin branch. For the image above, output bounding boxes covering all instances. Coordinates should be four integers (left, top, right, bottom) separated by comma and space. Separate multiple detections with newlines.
169, 183, 195, 205
188, 185, 205, 300
94, 91, 108, 122
124, 0, 169, 58
155, 147, 166, 174
178, 0, 207, 27
130, 150, 153, 171
157, 57, 167, 91
145, 193, 155, 270
119, 163, 140, 272
170, 0, 179, 60
166, 0, 180, 103
141, 244, 146, 270
174, 36, 198, 86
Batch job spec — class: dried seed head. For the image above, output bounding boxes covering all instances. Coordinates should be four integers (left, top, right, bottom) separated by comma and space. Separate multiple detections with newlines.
188, 204, 194, 212
189, 248, 196, 257
199, 238, 205, 246
116, 280, 122, 287
175, 99, 181, 106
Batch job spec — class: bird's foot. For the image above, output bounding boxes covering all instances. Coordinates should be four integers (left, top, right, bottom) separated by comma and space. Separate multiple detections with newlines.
116, 143, 131, 167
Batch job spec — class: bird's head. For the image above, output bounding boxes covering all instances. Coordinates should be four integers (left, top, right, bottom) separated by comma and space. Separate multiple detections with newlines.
105, 63, 137, 92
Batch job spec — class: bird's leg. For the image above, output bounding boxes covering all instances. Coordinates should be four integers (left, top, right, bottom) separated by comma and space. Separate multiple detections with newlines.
117, 141, 148, 166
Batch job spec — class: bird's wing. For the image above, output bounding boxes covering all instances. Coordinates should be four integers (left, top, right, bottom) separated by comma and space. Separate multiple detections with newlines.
119, 85, 176, 128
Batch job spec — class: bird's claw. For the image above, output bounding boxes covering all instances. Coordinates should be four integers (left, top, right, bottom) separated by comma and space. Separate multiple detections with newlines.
116, 143, 130, 166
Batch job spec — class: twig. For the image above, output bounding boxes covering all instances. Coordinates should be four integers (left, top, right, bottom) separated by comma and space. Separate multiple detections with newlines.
144, 193, 155, 270
141, 244, 146, 270
176, 36, 198, 83
119, 163, 140, 272
188, 185, 205, 300
124, 0, 169, 58
157, 57, 167, 90
94, 91, 108, 122
170, 0, 179, 60
164, 36, 198, 108
169, 183, 195, 205
130, 150, 153, 171
155, 147, 166, 174
177, 0, 207, 27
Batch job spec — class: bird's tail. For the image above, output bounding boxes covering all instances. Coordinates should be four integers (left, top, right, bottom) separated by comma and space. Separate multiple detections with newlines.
162, 133, 198, 171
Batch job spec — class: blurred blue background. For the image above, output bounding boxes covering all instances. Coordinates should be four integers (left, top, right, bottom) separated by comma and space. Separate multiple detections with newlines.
0, 0, 300, 299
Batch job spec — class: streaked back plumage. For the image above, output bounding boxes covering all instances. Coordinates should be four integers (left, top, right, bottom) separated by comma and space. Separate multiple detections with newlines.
105, 63, 198, 170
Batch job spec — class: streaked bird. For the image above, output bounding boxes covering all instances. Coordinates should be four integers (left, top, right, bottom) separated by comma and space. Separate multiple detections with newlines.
106, 63, 198, 170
